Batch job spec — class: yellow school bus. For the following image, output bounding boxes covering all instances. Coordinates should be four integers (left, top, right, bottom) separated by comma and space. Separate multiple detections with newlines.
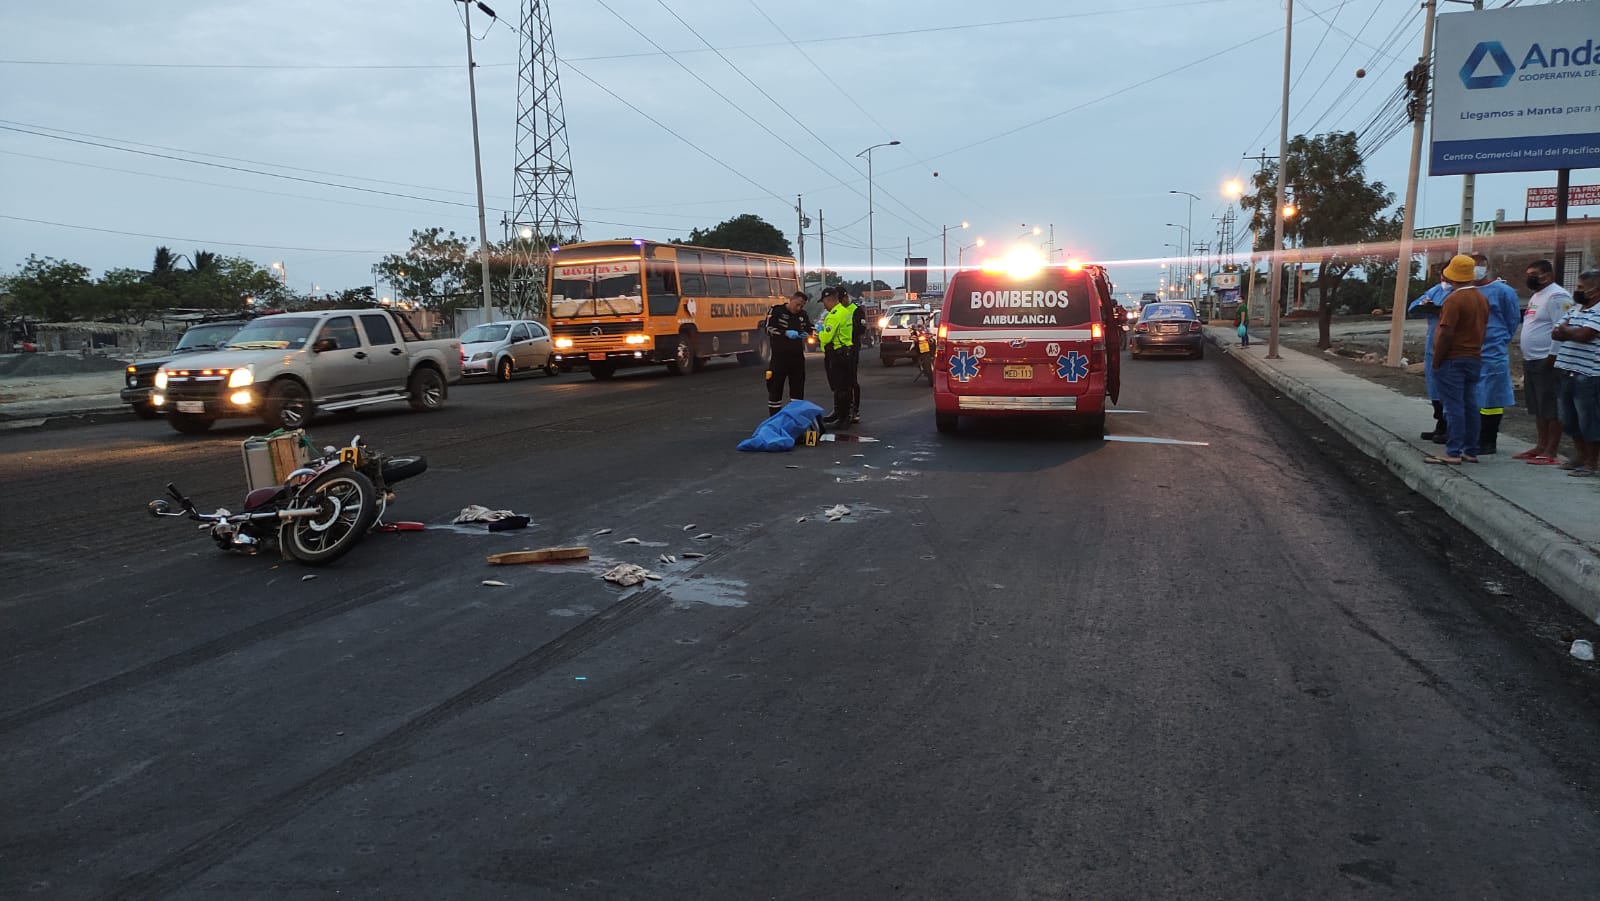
547, 239, 799, 380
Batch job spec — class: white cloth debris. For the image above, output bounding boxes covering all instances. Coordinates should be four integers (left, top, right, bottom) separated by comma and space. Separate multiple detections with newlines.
455, 505, 517, 524
824, 505, 852, 518
602, 563, 657, 587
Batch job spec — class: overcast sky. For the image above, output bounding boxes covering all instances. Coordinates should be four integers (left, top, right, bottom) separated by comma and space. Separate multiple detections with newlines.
1, 0, 1594, 299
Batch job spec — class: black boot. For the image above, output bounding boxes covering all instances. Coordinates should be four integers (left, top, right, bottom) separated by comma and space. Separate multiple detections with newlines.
1422, 400, 1447, 442
1478, 412, 1501, 455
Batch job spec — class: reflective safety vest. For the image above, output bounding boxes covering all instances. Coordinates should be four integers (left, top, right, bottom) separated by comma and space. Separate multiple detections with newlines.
820, 302, 856, 350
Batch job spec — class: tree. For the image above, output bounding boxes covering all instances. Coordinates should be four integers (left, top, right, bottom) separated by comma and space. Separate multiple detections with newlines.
1239, 131, 1395, 348
5, 255, 93, 321
376, 228, 473, 318
676, 214, 792, 256
803, 269, 844, 289
148, 246, 182, 293
93, 268, 174, 322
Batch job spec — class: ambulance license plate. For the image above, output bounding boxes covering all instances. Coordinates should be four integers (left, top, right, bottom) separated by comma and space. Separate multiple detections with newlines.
177, 401, 205, 413
1003, 365, 1033, 380
587, 353, 606, 361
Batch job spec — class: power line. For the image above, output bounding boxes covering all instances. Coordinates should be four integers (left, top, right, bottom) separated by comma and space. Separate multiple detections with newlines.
0, 214, 394, 254
0, 0, 1235, 70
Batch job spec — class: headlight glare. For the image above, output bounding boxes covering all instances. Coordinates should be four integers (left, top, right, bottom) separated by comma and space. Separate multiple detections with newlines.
154, 370, 169, 389
227, 368, 254, 388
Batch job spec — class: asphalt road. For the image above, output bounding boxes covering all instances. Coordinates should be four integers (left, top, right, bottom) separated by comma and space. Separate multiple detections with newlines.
3, 349, 1599, 899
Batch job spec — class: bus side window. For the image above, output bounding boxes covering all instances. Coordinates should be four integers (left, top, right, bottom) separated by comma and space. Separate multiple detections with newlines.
750, 260, 772, 297
703, 253, 731, 296
728, 257, 751, 296
775, 259, 798, 297
647, 262, 679, 316
678, 250, 705, 295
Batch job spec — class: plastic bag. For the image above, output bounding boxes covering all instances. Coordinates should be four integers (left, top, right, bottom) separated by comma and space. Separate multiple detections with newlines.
1236, 323, 1248, 338
737, 400, 825, 452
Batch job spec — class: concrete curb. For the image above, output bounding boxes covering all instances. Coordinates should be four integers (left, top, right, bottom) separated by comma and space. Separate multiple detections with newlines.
0, 403, 133, 432
1208, 331, 1600, 625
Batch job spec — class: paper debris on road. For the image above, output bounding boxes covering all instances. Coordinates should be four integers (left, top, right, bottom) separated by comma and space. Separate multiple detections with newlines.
618, 537, 642, 545
481, 579, 508, 587
824, 505, 852, 518
594, 528, 613, 536
693, 533, 713, 540
682, 524, 697, 531
659, 554, 676, 564
300, 574, 317, 582
1573, 639, 1595, 662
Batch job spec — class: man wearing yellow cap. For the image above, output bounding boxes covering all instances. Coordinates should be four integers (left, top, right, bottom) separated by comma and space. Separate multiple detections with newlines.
1427, 254, 1491, 465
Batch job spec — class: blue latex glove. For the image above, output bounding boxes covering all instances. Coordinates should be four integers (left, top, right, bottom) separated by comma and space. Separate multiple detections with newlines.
785, 329, 800, 339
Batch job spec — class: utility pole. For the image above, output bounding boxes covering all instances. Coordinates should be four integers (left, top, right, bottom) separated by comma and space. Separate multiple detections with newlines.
856, 141, 900, 302
510, 0, 582, 320
1243, 149, 1275, 332
1387, 0, 1438, 367
795, 194, 808, 293
1266, 0, 1294, 359
1457, 0, 1483, 254
457, 0, 495, 322
818, 208, 825, 279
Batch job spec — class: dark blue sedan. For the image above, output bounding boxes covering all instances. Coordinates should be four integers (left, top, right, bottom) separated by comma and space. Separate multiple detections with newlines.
1129, 302, 1204, 360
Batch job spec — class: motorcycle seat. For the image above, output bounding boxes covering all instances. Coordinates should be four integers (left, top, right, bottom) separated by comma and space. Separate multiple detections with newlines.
244, 486, 287, 511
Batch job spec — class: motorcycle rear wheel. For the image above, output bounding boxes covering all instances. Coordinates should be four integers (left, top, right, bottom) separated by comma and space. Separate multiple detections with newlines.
281, 466, 378, 566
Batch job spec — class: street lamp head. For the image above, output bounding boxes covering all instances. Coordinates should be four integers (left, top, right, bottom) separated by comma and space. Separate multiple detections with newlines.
888, 140, 901, 146
1223, 179, 1244, 198
518, 225, 534, 240
1282, 203, 1298, 218
961, 221, 969, 229
976, 238, 986, 247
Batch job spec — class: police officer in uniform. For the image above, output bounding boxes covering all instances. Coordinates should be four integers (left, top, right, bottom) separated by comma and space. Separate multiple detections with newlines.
844, 291, 866, 423
818, 287, 863, 426
765, 291, 815, 417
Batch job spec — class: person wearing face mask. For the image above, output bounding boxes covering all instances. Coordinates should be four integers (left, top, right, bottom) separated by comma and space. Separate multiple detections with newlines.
1469, 253, 1521, 454
1426, 254, 1490, 465
1550, 269, 1600, 477
1516, 259, 1574, 464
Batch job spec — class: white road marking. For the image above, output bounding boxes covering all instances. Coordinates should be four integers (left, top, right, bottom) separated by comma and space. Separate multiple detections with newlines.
1104, 435, 1210, 447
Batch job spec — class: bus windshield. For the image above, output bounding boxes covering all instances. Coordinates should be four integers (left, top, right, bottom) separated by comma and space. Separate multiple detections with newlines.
550, 261, 644, 318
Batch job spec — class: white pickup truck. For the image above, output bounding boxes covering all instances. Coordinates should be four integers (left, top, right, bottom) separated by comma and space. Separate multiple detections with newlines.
152, 309, 462, 434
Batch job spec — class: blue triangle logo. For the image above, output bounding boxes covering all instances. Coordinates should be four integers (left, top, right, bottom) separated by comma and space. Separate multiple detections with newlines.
1460, 41, 1515, 90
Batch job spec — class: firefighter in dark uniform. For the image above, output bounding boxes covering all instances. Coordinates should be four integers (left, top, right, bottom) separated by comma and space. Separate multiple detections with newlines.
765, 291, 815, 417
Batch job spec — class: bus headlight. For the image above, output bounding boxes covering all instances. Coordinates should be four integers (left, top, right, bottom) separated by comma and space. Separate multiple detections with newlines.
554, 337, 574, 349
624, 334, 648, 345
227, 367, 254, 388
154, 370, 169, 389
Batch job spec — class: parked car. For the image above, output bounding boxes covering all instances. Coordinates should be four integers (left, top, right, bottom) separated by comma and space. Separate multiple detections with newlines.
122, 318, 252, 418
879, 306, 933, 366
1129, 302, 1204, 359
152, 309, 462, 434
459, 320, 559, 381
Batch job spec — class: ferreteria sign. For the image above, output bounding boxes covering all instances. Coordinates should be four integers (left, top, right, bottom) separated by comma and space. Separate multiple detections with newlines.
1430, 2, 1600, 176
1413, 220, 1497, 241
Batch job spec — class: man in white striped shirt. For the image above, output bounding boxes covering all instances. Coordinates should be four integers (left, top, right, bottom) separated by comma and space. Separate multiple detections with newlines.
1551, 269, 1600, 477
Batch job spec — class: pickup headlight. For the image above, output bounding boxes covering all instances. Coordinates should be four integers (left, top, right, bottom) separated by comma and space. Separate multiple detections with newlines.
154, 370, 169, 389
471, 351, 493, 361
554, 337, 574, 349
227, 367, 254, 388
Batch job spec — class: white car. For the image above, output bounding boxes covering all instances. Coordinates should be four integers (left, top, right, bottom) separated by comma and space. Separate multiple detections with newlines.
460, 320, 559, 381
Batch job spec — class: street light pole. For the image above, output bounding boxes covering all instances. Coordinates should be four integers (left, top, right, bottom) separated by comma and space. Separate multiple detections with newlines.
942, 221, 969, 289
856, 140, 900, 302
1170, 191, 1200, 299
457, 0, 495, 322
957, 238, 985, 268
1267, 0, 1294, 359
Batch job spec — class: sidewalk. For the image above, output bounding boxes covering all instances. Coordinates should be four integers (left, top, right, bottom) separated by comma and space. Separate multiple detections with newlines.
1207, 326, 1600, 624
0, 370, 129, 429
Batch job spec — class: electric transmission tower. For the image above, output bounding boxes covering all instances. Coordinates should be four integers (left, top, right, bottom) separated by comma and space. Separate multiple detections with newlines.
510, 0, 582, 318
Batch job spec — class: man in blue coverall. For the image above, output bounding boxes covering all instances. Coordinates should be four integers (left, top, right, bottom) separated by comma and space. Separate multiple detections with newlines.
1408, 265, 1451, 443
1470, 252, 1522, 454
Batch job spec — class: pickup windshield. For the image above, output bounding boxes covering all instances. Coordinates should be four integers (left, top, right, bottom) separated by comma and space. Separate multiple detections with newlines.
227, 317, 318, 350
550, 262, 644, 319
174, 322, 243, 353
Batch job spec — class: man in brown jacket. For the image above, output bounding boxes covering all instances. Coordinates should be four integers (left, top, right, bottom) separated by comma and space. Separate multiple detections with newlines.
1428, 254, 1490, 464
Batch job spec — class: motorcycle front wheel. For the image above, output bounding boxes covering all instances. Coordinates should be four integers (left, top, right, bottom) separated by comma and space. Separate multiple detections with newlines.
281, 466, 379, 566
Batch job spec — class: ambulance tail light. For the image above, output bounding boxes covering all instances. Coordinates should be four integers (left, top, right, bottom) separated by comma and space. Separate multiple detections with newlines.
1090, 322, 1105, 372
937, 324, 947, 340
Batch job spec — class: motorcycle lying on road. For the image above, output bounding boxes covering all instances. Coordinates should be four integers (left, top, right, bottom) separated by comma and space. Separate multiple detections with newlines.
148, 434, 427, 566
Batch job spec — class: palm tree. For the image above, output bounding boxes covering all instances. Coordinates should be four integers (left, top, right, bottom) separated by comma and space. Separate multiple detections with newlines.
148, 246, 181, 291
190, 250, 217, 275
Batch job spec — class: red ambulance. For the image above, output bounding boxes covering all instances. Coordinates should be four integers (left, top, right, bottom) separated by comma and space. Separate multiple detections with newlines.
932, 256, 1122, 435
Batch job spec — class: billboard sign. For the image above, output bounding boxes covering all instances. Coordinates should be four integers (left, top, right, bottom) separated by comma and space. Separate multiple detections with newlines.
1430, 3, 1600, 176
904, 257, 928, 295
1212, 272, 1241, 289
1526, 184, 1600, 209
